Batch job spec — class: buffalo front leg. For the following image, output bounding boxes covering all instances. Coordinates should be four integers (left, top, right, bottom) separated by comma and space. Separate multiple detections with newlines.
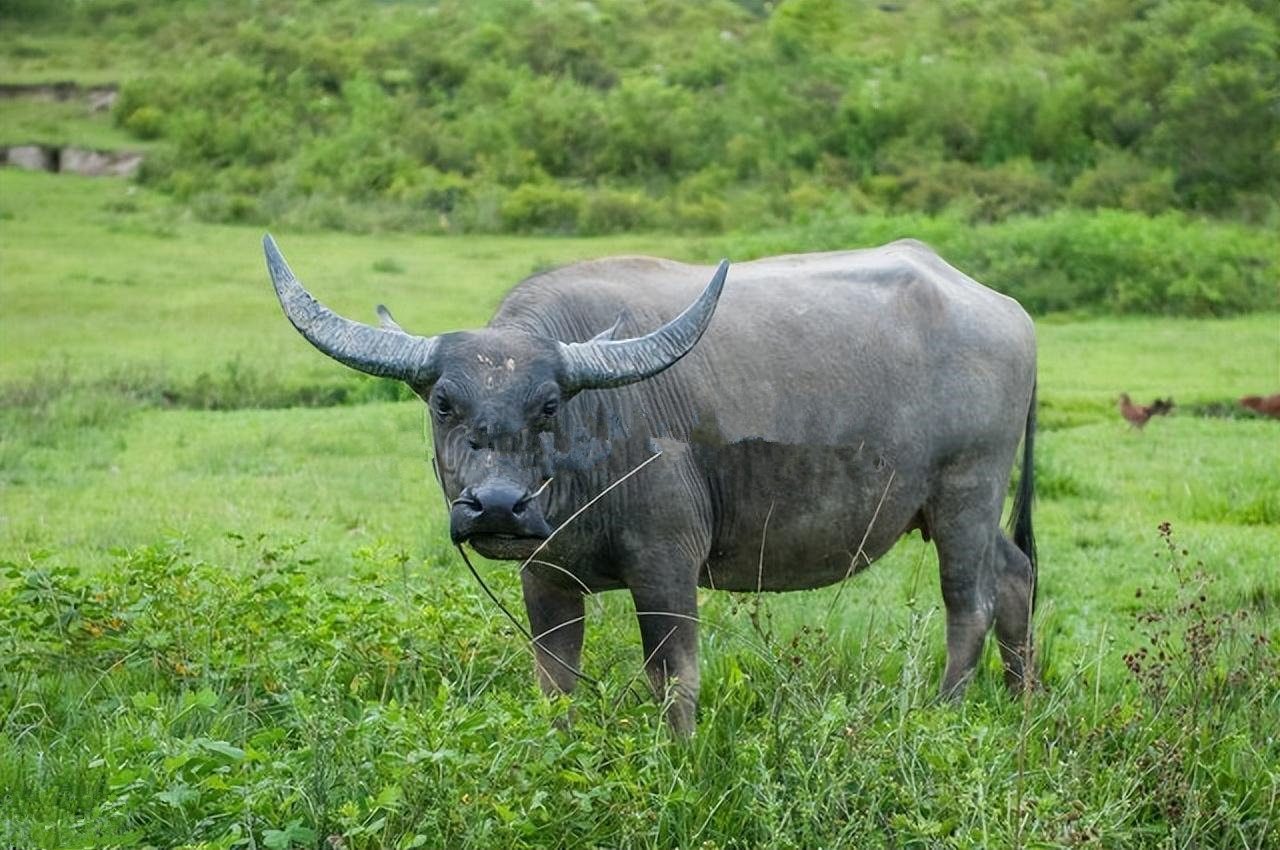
630, 579, 701, 736
521, 570, 586, 698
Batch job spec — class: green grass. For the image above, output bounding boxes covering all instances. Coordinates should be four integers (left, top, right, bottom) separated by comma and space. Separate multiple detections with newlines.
1, 170, 1278, 848
0, 18, 157, 87
0, 96, 147, 150
1036, 315, 1280, 429
0, 170, 708, 388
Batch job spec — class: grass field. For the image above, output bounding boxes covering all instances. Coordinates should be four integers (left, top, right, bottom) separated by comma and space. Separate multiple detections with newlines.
2, 169, 1278, 848
0, 95, 148, 151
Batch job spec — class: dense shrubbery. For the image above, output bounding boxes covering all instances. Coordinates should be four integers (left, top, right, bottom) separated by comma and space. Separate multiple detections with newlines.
8, 0, 1274, 239
5, 0, 1276, 314
722, 207, 1280, 316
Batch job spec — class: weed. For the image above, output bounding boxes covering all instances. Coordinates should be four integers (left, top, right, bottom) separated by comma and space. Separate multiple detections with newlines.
1121, 522, 1279, 835
3, 519, 1276, 848
371, 257, 405, 275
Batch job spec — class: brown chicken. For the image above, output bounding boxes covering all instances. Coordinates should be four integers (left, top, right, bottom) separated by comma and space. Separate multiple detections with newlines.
1118, 393, 1174, 428
1240, 393, 1280, 419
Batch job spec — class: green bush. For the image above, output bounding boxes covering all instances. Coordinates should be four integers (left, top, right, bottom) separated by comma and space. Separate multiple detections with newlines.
120, 105, 165, 140
0, 0, 72, 18
973, 210, 1277, 315
1144, 4, 1280, 210
17, 0, 1276, 289
42, 0, 1279, 225
1067, 149, 1178, 214
723, 208, 1278, 317
499, 183, 586, 234
577, 187, 659, 235
1075, 0, 1279, 210
881, 158, 1062, 222
674, 196, 729, 233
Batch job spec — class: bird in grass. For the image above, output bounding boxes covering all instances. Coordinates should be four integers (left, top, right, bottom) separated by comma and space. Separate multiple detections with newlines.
1239, 393, 1280, 419
1117, 393, 1174, 429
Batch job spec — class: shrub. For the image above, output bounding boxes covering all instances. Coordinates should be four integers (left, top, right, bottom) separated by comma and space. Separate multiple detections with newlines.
1146, 4, 1280, 210
722, 208, 1278, 316
950, 210, 1278, 315
0, 0, 72, 19
371, 256, 405, 274
1067, 149, 1178, 214
577, 187, 659, 235
189, 189, 261, 226
597, 77, 707, 177
415, 169, 473, 217
886, 159, 1061, 222
44, 0, 1278, 240
121, 105, 165, 140
499, 183, 585, 234
674, 197, 729, 233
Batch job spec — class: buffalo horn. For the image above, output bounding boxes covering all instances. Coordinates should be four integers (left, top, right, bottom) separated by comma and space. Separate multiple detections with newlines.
559, 259, 729, 390
263, 234, 439, 382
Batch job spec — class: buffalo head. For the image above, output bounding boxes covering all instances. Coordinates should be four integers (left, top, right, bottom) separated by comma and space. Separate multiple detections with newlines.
263, 235, 727, 560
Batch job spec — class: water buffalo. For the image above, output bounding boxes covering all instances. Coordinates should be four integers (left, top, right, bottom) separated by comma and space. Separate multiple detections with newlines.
264, 235, 1037, 734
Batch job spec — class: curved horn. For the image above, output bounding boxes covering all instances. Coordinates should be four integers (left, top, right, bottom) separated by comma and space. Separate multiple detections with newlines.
264, 234, 438, 382
559, 259, 729, 390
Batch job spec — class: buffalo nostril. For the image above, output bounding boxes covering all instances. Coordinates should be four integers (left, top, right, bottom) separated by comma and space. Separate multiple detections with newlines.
453, 490, 483, 513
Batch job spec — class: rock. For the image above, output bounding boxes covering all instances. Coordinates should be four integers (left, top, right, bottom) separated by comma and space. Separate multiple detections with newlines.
108, 151, 144, 177
0, 82, 119, 107
4, 145, 56, 171
2, 144, 143, 177
60, 147, 143, 177
87, 87, 119, 113
59, 147, 109, 174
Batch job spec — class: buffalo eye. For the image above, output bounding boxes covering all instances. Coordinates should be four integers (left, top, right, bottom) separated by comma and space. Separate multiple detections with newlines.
533, 382, 561, 421
432, 393, 452, 418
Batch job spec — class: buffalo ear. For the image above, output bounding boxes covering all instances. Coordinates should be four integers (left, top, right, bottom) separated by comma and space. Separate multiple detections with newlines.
376, 304, 406, 333
408, 382, 434, 403
586, 310, 630, 342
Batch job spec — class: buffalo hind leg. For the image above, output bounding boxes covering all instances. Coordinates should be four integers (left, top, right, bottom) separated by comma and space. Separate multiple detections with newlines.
994, 535, 1036, 692
521, 570, 586, 700
929, 491, 1002, 698
629, 578, 700, 737
938, 545, 997, 697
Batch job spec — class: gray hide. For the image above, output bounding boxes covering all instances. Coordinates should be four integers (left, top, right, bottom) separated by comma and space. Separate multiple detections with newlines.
265, 236, 1038, 735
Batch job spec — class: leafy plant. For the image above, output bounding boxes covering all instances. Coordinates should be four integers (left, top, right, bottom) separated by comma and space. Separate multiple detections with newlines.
9, 0, 1268, 235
